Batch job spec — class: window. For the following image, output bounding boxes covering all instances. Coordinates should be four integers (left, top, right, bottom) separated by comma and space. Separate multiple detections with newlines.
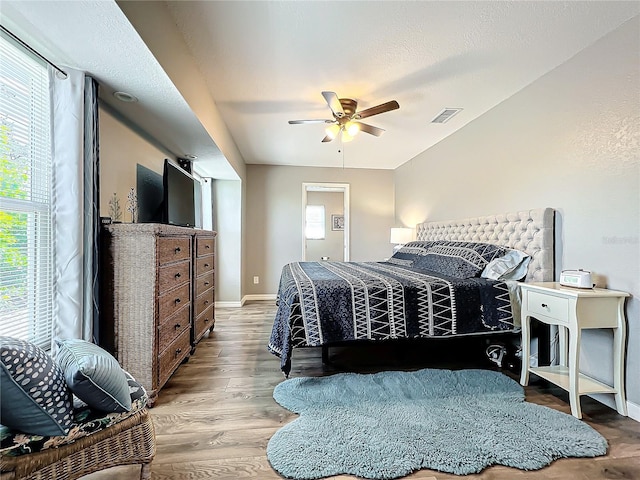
0, 34, 53, 350
305, 204, 325, 240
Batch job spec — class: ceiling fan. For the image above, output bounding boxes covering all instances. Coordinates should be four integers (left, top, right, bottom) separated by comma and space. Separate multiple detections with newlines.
289, 91, 399, 143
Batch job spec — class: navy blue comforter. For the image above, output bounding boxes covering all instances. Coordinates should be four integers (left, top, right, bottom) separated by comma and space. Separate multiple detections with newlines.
268, 261, 514, 375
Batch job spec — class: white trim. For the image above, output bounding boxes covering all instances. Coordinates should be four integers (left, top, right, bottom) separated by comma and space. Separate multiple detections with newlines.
242, 294, 277, 303
627, 400, 640, 422
215, 301, 243, 308
302, 182, 350, 261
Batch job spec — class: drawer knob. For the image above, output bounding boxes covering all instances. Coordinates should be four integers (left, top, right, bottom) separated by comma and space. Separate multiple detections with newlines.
174, 323, 181, 330
204, 263, 210, 268
204, 317, 209, 323
174, 247, 181, 253
204, 281, 210, 286
175, 272, 181, 279
175, 298, 181, 304
541, 303, 548, 308
205, 244, 210, 249
175, 348, 182, 356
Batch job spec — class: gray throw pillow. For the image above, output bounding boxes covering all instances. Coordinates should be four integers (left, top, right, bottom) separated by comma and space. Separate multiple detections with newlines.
55, 339, 131, 413
0, 336, 74, 436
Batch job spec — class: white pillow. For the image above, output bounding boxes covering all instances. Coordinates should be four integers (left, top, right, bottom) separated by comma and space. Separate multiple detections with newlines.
481, 249, 531, 281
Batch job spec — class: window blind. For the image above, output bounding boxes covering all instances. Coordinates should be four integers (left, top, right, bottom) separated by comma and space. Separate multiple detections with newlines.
305, 204, 325, 240
0, 34, 53, 350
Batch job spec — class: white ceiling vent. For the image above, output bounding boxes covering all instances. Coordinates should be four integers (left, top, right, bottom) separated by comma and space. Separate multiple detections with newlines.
431, 108, 463, 124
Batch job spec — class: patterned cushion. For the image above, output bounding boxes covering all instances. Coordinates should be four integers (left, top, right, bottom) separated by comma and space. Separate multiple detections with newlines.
0, 337, 74, 436
0, 371, 148, 457
55, 339, 131, 413
415, 241, 507, 279
387, 241, 434, 267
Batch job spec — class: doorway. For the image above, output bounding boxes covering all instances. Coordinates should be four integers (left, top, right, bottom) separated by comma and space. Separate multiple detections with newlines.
302, 183, 350, 261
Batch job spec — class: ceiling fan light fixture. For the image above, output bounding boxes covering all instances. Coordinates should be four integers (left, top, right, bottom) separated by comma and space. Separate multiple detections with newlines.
325, 123, 341, 140
341, 129, 355, 143
345, 121, 360, 137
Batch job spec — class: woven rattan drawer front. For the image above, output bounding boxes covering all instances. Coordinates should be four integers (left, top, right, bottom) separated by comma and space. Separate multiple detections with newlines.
195, 271, 214, 295
158, 260, 190, 294
158, 283, 190, 321
194, 304, 215, 341
196, 237, 215, 257
158, 306, 190, 353
157, 236, 191, 266
194, 287, 214, 317
158, 329, 190, 387
195, 255, 214, 277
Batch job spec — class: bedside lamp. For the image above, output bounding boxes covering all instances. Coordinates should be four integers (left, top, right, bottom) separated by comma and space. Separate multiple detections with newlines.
390, 227, 413, 253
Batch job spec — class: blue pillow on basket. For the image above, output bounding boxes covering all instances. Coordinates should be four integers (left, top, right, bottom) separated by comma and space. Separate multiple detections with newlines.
55, 339, 132, 413
0, 337, 74, 436
414, 241, 508, 279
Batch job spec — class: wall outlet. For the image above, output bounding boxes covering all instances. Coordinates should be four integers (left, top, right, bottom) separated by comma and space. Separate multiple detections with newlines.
253, 276, 259, 284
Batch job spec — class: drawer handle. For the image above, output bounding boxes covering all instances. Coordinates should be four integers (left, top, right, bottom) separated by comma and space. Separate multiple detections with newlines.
204, 263, 210, 268
541, 303, 548, 308
174, 323, 181, 330
175, 348, 182, 356
204, 300, 209, 305
204, 317, 209, 323
174, 272, 181, 279
204, 281, 210, 286
174, 247, 181, 253
175, 298, 181, 304
205, 244, 210, 249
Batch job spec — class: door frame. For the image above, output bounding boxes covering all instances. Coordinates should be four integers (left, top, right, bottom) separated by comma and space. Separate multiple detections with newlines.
302, 182, 350, 261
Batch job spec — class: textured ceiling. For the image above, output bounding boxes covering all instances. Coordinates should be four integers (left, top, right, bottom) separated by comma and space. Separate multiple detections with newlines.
2, 1, 639, 174
166, 1, 640, 170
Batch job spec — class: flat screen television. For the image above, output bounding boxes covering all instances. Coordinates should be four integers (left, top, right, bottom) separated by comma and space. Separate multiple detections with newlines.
163, 158, 202, 228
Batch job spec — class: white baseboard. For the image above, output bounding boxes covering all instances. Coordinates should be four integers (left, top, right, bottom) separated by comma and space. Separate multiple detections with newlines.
215, 301, 243, 308
242, 294, 277, 304
627, 400, 640, 422
215, 294, 277, 308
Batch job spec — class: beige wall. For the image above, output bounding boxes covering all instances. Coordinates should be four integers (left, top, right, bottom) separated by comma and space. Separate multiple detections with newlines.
99, 108, 168, 221
306, 191, 344, 262
395, 19, 640, 408
245, 165, 395, 295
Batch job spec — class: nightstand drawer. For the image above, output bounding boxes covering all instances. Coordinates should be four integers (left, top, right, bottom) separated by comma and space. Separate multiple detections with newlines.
527, 291, 569, 323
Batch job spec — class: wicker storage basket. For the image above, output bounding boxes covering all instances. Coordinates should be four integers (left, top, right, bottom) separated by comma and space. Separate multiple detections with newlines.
1, 409, 155, 480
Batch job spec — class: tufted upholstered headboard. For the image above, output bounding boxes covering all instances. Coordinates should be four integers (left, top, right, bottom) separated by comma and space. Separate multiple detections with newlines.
415, 208, 555, 283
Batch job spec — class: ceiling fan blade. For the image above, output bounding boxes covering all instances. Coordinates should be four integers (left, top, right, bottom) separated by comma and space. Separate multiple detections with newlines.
288, 119, 333, 124
321, 134, 335, 143
357, 122, 385, 137
322, 91, 345, 118
356, 100, 399, 120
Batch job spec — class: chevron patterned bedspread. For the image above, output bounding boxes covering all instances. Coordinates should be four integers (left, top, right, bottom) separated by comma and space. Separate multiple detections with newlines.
268, 261, 514, 375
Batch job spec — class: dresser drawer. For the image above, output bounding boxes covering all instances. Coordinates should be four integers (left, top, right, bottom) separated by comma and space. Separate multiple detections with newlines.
158, 283, 190, 321
195, 271, 214, 295
194, 304, 215, 341
527, 291, 569, 323
194, 288, 214, 317
196, 237, 215, 257
157, 236, 191, 265
158, 306, 190, 353
158, 260, 190, 294
158, 329, 190, 387
195, 255, 214, 277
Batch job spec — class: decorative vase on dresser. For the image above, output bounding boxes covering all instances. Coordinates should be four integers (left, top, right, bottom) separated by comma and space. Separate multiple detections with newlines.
100, 223, 216, 406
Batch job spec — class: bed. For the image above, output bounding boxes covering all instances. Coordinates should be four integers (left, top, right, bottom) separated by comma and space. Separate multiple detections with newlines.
268, 208, 554, 376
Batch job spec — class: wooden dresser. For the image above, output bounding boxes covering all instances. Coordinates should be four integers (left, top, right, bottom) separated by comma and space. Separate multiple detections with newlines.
193, 232, 216, 344
100, 223, 216, 405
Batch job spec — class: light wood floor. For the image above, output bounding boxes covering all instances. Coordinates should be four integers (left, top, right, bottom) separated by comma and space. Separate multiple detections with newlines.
86, 301, 640, 480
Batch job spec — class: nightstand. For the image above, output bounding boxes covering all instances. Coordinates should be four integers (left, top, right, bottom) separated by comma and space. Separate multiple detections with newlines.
519, 282, 630, 419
